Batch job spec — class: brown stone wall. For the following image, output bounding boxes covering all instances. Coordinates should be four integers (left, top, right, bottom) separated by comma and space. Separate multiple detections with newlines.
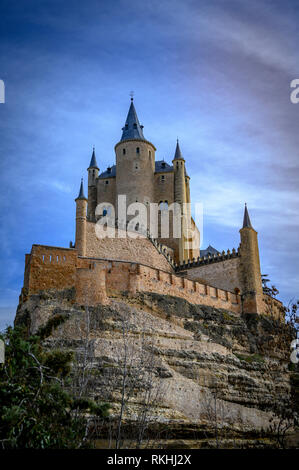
184, 257, 241, 292
115, 139, 156, 211
135, 264, 241, 314
96, 176, 116, 211
85, 221, 173, 272
25, 245, 78, 293
154, 171, 174, 206
23, 244, 283, 320
76, 262, 108, 305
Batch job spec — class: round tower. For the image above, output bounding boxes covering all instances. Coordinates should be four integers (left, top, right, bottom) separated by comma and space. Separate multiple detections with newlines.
87, 147, 99, 222
115, 98, 156, 227
75, 178, 87, 256
239, 204, 264, 314
172, 140, 189, 263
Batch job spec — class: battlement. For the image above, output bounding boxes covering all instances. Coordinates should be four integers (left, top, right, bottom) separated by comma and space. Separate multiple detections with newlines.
20, 244, 284, 320
175, 248, 239, 272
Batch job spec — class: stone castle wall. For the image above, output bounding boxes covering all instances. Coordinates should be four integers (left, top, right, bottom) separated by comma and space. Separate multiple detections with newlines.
184, 256, 241, 292
21, 244, 284, 320
85, 221, 173, 272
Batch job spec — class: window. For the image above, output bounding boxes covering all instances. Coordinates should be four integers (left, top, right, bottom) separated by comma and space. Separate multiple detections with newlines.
123, 148, 126, 155
105, 180, 109, 185
161, 175, 165, 183
159, 201, 168, 211
133, 123, 137, 129
136, 147, 140, 154
149, 151, 151, 158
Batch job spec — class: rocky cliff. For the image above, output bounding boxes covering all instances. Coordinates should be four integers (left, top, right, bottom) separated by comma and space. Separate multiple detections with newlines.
15, 289, 297, 448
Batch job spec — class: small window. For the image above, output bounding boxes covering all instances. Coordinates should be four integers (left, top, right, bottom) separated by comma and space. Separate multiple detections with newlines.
123, 148, 126, 155
92, 170, 95, 176
133, 123, 137, 129
161, 175, 165, 182
149, 151, 151, 158
136, 147, 140, 154
159, 201, 168, 211
103, 209, 107, 216
125, 124, 128, 129
105, 180, 109, 185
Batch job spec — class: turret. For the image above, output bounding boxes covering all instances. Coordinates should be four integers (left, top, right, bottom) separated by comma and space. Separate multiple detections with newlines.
239, 204, 263, 314
87, 147, 99, 221
172, 140, 188, 263
75, 178, 87, 256
115, 98, 156, 225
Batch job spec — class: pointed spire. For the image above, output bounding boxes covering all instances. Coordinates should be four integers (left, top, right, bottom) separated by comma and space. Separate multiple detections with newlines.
120, 99, 145, 141
76, 178, 87, 200
243, 203, 252, 228
88, 146, 99, 169
173, 139, 184, 160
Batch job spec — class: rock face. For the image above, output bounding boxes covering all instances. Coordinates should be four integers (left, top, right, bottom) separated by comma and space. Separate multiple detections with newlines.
15, 289, 296, 448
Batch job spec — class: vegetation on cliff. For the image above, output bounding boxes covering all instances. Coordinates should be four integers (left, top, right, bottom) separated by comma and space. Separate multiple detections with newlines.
0, 325, 109, 449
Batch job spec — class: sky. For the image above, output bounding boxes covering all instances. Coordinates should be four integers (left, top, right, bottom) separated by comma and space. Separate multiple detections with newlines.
0, 0, 298, 329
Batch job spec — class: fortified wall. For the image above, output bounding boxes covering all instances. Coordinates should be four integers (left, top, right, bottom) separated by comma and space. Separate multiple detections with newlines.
21, 244, 284, 320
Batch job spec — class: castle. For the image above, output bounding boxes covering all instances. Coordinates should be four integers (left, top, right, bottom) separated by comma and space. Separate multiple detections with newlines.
21, 99, 284, 319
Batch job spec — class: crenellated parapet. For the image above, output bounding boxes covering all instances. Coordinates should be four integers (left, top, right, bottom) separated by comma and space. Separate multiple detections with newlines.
175, 247, 239, 272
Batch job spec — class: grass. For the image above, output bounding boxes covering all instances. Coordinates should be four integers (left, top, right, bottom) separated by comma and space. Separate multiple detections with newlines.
234, 353, 265, 364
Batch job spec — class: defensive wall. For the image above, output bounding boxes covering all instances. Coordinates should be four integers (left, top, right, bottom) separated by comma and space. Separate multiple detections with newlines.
21, 244, 284, 320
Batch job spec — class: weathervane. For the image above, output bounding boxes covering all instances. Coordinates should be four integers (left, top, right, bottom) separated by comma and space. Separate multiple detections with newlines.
130, 91, 134, 101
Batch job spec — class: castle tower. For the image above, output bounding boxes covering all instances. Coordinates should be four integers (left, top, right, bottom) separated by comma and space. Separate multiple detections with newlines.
115, 98, 156, 227
87, 147, 99, 222
75, 178, 87, 256
172, 140, 189, 263
239, 204, 263, 314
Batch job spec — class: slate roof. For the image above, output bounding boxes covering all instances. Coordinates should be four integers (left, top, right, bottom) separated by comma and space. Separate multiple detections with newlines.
120, 99, 145, 142
99, 165, 116, 178
243, 203, 252, 228
155, 160, 173, 173
99, 161, 174, 179
200, 245, 220, 257
173, 140, 184, 160
76, 178, 87, 199
88, 147, 99, 169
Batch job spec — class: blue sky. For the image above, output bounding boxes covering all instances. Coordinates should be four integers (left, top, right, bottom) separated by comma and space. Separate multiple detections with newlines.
0, 0, 298, 329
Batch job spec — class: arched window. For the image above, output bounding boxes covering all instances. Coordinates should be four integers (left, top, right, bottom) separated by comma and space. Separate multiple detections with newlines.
159, 201, 168, 211
149, 150, 151, 158
123, 148, 126, 155
136, 147, 140, 154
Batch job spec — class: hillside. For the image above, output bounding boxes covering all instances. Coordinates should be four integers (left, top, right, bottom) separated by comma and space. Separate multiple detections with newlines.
15, 288, 297, 448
